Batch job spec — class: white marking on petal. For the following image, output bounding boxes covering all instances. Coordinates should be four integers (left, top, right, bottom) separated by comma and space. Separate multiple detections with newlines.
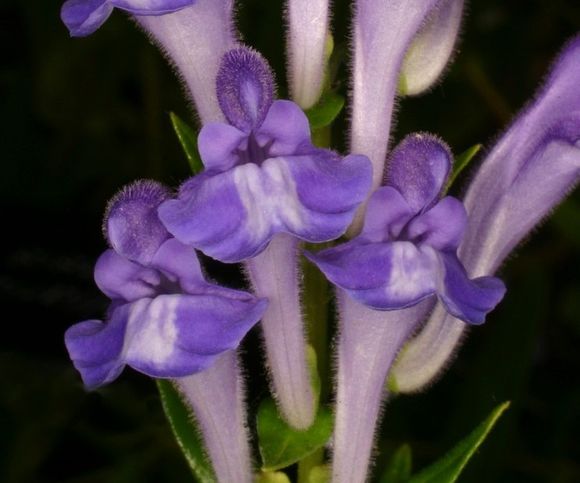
233, 159, 305, 243
125, 296, 180, 368
387, 243, 436, 301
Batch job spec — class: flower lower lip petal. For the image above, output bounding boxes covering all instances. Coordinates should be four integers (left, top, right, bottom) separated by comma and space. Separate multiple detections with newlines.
61, 0, 195, 37
61, 0, 114, 37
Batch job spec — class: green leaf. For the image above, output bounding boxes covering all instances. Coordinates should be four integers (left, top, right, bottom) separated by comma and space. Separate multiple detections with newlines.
169, 112, 204, 174
409, 401, 510, 483
381, 444, 412, 483
305, 92, 345, 130
257, 399, 334, 471
256, 471, 292, 483
445, 144, 482, 193
156, 380, 215, 483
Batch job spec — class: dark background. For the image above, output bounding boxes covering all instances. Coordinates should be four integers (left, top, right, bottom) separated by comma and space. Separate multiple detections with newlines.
1, 0, 579, 481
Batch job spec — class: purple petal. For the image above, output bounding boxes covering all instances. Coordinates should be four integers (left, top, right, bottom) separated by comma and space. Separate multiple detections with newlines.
287, 152, 373, 241
160, 152, 372, 262
461, 35, 580, 276
94, 249, 160, 302
149, 237, 255, 300
65, 306, 129, 389
124, 294, 267, 377
66, 292, 266, 388
216, 47, 275, 132
198, 122, 246, 172
149, 238, 206, 291
111, 0, 193, 16
308, 241, 439, 310
61, 0, 193, 37
406, 196, 467, 250
257, 100, 312, 156
438, 253, 506, 325
158, 172, 256, 262
61, 0, 113, 37
360, 186, 414, 242
104, 180, 170, 265
386, 133, 451, 212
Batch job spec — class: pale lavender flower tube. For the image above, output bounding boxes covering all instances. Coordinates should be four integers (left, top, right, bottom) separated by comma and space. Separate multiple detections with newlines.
61, 0, 236, 123
137, 0, 237, 123
392, 35, 580, 393
332, 295, 430, 483
245, 234, 315, 429
350, 0, 442, 192
286, 0, 330, 108
175, 351, 253, 483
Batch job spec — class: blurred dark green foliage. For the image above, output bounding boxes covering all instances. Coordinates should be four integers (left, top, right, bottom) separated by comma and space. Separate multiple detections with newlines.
1, 0, 579, 481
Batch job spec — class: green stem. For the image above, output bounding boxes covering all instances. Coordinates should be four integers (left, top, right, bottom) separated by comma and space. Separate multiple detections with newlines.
301, 250, 331, 401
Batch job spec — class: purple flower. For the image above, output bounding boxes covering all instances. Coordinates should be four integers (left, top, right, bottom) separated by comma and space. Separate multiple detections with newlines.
307, 134, 506, 325
159, 47, 372, 263
392, 35, 580, 393
61, 0, 194, 37
65, 180, 267, 389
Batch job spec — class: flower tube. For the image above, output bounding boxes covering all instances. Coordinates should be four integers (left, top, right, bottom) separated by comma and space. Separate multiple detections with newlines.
175, 351, 253, 483
392, 35, 580, 393
331, 296, 430, 483
65, 180, 266, 482
286, 0, 331, 109
351, 0, 442, 191
307, 134, 505, 482
61, 0, 236, 123
159, 47, 372, 428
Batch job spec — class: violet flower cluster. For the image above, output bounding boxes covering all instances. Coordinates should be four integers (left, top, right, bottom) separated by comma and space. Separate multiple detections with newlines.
60, 0, 579, 481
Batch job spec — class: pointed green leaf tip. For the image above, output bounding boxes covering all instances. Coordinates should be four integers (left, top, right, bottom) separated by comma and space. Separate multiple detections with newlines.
156, 380, 215, 483
170, 112, 204, 175
409, 401, 510, 483
381, 444, 412, 483
445, 144, 482, 193
305, 91, 345, 130
257, 399, 333, 471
